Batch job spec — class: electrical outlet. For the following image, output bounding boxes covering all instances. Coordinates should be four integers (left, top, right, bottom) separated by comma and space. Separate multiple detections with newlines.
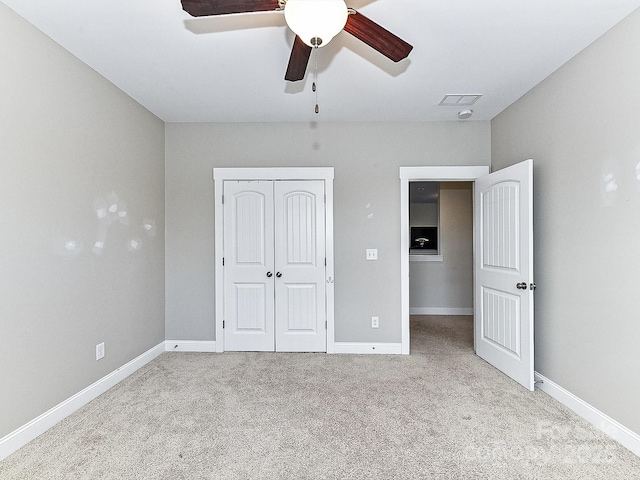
371, 316, 379, 328
366, 249, 378, 260
96, 342, 105, 361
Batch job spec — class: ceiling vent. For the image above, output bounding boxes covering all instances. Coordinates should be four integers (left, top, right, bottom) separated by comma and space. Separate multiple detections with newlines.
439, 94, 482, 106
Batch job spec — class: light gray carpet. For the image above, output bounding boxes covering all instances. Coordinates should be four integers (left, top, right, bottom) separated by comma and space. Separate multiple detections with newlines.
2, 316, 640, 479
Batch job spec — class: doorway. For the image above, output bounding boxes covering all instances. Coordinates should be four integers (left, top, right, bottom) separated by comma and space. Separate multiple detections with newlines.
400, 163, 534, 391
408, 181, 474, 316
399, 166, 490, 354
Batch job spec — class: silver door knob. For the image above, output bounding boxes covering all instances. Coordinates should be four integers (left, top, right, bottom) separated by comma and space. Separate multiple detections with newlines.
276, 272, 282, 278
530, 283, 537, 290
516, 282, 528, 290
266, 271, 273, 278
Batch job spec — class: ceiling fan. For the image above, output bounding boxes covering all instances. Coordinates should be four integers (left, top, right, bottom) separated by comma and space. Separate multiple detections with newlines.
181, 0, 413, 81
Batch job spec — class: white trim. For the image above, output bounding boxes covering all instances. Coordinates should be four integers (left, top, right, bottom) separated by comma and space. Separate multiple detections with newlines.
410, 254, 443, 262
165, 341, 217, 352
213, 167, 334, 181
535, 372, 640, 458
399, 166, 490, 182
409, 308, 473, 316
213, 170, 225, 353
213, 167, 335, 353
333, 342, 402, 355
400, 166, 489, 355
324, 177, 335, 353
0, 342, 165, 462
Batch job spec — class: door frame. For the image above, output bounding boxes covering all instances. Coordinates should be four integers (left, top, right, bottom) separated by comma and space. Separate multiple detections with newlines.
213, 167, 335, 353
399, 166, 490, 354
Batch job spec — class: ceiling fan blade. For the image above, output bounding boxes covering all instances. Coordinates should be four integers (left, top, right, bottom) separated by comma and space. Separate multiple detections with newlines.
343, 10, 413, 62
285, 36, 312, 82
181, 0, 280, 17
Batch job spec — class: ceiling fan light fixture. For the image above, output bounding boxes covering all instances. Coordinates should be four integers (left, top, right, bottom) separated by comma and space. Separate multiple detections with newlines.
284, 0, 348, 48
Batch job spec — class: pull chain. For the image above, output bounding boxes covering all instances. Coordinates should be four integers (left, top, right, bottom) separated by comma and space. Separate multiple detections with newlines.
313, 47, 319, 114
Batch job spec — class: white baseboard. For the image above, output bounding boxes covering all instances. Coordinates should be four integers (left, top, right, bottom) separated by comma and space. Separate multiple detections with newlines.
333, 342, 402, 355
410, 308, 473, 315
0, 342, 165, 462
165, 340, 217, 352
535, 372, 640, 458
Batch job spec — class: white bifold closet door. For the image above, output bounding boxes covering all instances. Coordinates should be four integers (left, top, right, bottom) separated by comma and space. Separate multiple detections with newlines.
223, 180, 326, 352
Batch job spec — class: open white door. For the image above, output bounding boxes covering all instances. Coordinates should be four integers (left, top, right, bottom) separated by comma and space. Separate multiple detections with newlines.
474, 159, 534, 391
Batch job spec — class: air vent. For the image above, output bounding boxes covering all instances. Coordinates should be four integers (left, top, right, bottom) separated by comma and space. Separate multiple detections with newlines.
439, 94, 482, 106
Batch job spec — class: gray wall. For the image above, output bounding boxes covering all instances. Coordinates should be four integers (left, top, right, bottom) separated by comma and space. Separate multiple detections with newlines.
492, 9, 640, 434
165, 122, 490, 343
0, 4, 166, 438
410, 182, 473, 311
410, 203, 438, 227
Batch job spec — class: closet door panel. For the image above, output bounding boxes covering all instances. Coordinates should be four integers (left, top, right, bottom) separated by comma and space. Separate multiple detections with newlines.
274, 181, 326, 352
223, 181, 275, 351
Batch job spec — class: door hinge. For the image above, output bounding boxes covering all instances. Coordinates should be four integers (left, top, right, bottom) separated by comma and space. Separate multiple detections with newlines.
324, 193, 326, 204
324, 258, 326, 266
222, 194, 224, 204
222, 320, 225, 329
222, 257, 225, 266
325, 320, 327, 329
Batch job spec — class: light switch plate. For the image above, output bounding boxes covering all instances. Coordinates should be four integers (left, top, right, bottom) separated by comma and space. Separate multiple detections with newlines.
366, 249, 378, 260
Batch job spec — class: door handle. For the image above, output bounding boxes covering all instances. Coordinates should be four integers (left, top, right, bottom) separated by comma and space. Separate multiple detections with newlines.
266, 271, 273, 278
516, 282, 528, 290
276, 272, 282, 278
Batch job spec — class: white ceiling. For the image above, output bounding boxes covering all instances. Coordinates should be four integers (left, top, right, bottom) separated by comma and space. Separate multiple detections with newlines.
3, 0, 639, 123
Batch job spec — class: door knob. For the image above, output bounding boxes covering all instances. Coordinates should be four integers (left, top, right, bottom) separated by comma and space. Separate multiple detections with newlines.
530, 283, 537, 291
266, 271, 273, 278
516, 282, 527, 290
276, 272, 282, 278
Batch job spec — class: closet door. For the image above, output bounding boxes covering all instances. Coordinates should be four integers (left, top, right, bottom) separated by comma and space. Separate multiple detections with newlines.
223, 181, 275, 351
274, 181, 327, 352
